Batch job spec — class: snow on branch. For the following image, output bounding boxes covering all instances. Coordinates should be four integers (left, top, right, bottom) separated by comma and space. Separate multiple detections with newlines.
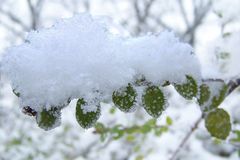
0, 13, 201, 111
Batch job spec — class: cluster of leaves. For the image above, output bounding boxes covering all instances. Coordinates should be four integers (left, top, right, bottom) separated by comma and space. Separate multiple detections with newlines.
94, 117, 172, 142
13, 74, 233, 140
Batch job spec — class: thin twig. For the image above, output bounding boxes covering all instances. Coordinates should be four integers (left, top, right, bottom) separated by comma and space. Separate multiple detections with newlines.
169, 77, 240, 160
0, 8, 29, 31
169, 114, 203, 160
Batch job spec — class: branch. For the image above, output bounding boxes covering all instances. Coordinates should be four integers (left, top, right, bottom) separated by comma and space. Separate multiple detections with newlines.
133, 0, 156, 34
227, 78, 240, 94
0, 20, 25, 39
177, 0, 190, 27
169, 77, 240, 160
0, 8, 29, 31
150, 15, 172, 31
169, 114, 203, 160
182, 0, 212, 45
27, 0, 45, 30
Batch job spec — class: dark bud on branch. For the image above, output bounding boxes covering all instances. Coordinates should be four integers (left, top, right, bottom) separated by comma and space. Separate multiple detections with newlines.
22, 106, 37, 116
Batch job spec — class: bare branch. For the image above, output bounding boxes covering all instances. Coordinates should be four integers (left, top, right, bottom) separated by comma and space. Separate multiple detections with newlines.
169, 77, 240, 160
150, 15, 172, 31
182, 0, 212, 45
0, 8, 29, 31
177, 0, 190, 27
169, 114, 203, 160
0, 20, 25, 39
227, 78, 240, 95
133, 0, 156, 34
27, 0, 45, 30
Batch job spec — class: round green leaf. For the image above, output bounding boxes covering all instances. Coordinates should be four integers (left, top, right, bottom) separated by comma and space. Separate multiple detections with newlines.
205, 108, 231, 140
174, 75, 198, 100
36, 107, 61, 131
142, 86, 166, 118
112, 83, 137, 112
76, 98, 101, 129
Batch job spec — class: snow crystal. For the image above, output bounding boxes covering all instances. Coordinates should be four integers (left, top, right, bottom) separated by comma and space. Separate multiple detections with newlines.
0, 13, 201, 111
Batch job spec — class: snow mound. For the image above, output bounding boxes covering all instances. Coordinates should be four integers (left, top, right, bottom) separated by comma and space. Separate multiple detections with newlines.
0, 13, 201, 111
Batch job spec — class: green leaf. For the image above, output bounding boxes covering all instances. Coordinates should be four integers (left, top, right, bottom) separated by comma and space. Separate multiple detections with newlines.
135, 155, 144, 160
154, 126, 168, 136
75, 98, 101, 129
109, 107, 116, 114
199, 81, 228, 112
112, 83, 137, 112
174, 75, 198, 100
166, 116, 173, 126
94, 122, 105, 133
145, 119, 157, 127
126, 135, 135, 142
36, 107, 61, 131
230, 130, 240, 142
205, 108, 231, 140
142, 86, 166, 118
111, 125, 124, 139
198, 84, 211, 106
12, 89, 20, 97
141, 124, 152, 134
209, 83, 228, 110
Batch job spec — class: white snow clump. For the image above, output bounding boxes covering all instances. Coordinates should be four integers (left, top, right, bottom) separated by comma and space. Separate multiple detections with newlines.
0, 13, 201, 111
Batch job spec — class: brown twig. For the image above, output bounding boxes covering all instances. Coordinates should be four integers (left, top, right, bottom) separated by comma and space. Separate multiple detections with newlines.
169, 114, 203, 160
169, 77, 240, 160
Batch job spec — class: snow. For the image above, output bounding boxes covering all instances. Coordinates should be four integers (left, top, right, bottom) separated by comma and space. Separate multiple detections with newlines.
200, 32, 240, 80
80, 103, 99, 114
199, 80, 226, 112
217, 33, 240, 79
0, 13, 201, 111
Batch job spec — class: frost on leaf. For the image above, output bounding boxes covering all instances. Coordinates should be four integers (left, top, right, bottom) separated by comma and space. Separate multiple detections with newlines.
36, 107, 61, 131
200, 81, 228, 112
208, 83, 228, 110
174, 75, 198, 100
112, 83, 137, 112
142, 86, 166, 118
198, 84, 211, 106
76, 98, 101, 129
205, 108, 231, 140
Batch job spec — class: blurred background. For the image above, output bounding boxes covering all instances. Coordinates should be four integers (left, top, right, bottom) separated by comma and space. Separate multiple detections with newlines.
0, 0, 239, 160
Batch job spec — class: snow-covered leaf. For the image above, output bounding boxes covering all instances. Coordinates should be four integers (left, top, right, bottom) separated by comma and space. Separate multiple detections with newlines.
205, 108, 231, 140
200, 81, 228, 112
36, 108, 61, 131
142, 86, 166, 118
198, 84, 211, 106
112, 83, 137, 112
75, 98, 101, 129
1, 14, 201, 112
208, 83, 228, 110
174, 75, 198, 100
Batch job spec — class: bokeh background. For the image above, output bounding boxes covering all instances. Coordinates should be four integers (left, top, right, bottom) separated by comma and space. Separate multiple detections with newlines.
0, 0, 240, 160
